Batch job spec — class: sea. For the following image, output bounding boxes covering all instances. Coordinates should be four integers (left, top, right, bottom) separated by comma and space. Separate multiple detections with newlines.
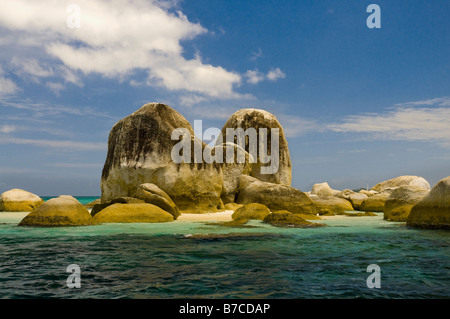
0, 196, 449, 299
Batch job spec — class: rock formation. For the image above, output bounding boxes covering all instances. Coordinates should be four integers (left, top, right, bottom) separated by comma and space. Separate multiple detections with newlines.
310, 182, 340, 197
231, 203, 271, 221
263, 211, 325, 228
19, 196, 92, 227
91, 197, 145, 216
0, 189, 43, 212
236, 175, 316, 215
218, 108, 291, 185
384, 185, 429, 221
101, 103, 223, 214
134, 183, 180, 219
92, 203, 174, 224
407, 176, 450, 229
308, 195, 354, 215
371, 175, 431, 193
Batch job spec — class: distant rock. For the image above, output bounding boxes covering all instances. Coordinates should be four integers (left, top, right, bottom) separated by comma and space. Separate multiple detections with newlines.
310, 182, 340, 197
407, 176, 450, 229
84, 198, 101, 208
19, 196, 92, 227
236, 175, 316, 215
224, 203, 244, 211
384, 186, 429, 222
91, 197, 145, 217
263, 211, 326, 228
100, 103, 223, 214
0, 189, 44, 212
309, 195, 354, 215
336, 189, 356, 200
359, 189, 378, 197
348, 193, 368, 210
371, 175, 431, 193
360, 192, 391, 212
92, 203, 174, 224
134, 183, 180, 219
232, 203, 270, 221
218, 108, 292, 185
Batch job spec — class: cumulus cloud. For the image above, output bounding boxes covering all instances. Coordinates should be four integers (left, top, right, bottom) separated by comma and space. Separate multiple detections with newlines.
0, 0, 244, 99
266, 68, 286, 81
328, 99, 450, 147
245, 68, 286, 84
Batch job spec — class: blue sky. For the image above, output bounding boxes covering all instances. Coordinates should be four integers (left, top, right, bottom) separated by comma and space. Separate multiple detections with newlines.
0, 0, 449, 196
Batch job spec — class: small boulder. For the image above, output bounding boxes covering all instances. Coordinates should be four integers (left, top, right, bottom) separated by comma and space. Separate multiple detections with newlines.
309, 195, 354, 215
407, 176, 450, 229
263, 211, 325, 228
236, 175, 316, 215
384, 185, 429, 222
134, 183, 180, 219
92, 203, 174, 224
371, 175, 431, 193
91, 197, 145, 216
348, 193, 369, 210
232, 203, 270, 221
0, 189, 44, 212
310, 182, 340, 197
18, 196, 92, 227
224, 203, 244, 211
359, 192, 391, 212
359, 189, 377, 197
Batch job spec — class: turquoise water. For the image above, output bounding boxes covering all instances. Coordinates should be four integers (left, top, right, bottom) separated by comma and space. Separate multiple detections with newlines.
41, 196, 100, 205
0, 206, 449, 299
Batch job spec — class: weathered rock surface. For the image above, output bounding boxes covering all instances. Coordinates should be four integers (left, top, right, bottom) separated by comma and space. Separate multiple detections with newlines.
263, 211, 325, 228
218, 108, 291, 185
360, 192, 391, 212
309, 195, 354, 215
0, 189, 44, 212
19, 196, 92, 227
236, 175, 316, 215
384, 186, 429, 222
134, 183, 180, 219
91, 197, 145, 216
310, 182, 340, 197
371, 175, 431, 193
348, 193, 369, 210
84, 198, 101, 208
101, 103, 223, 214
407, 177, 450, 229
232, 203, 271, 221
359, 189, 378, 197
224, 203, 244, 211
92, 203, 174, 224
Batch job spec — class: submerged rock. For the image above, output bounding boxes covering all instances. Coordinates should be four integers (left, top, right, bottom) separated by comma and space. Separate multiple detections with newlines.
407, 176, 450, 229
384, 186, 429, 222
309, 195, 354, 215
231, 203, 270, 221
100, 103, 223, 214
218, 108, 292, 186
263, 211, 325, 228
92, 203, 174, 224
19, 196, 92, 227
0, 189, 44, 212
236, 175, 316, 215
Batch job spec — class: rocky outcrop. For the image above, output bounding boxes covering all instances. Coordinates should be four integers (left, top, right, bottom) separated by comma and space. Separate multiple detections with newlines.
231, 203, 270, 221
407, 177, 450, 229
92, 203, 174, 224
311, 182, 340, 197
263, 211, 325, 228
309, 195, 354, 215
359, 189, 377, 197
236, 175, 316, 215
0, 189, 44, 212
18, 196, 92, 227
91, 197, 145, 216
384, 186, 429, 221
218, 108, 291, 186
371, 175, 431, 193
101, 103, 223, 214
134, 183, 180, 219
348, 193, 368, 210
359, 192, 390, 212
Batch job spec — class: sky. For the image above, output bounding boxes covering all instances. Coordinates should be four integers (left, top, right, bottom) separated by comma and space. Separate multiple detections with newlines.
0, 0, 449, 196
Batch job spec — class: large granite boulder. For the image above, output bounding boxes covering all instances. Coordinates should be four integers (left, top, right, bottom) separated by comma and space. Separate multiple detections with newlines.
384, 186, 429, 222
0, 189, 44, 212
310, 182, 340, 197
101, 103, 223, 214
359, 192, 391, 212
19, 196, 92, 227
213, 143, 253, 204
231, 203, 270, 221
236, 175, 316, 215
217, 108, 291, 185
92, 203, 174, 224
134, 183, 180, 219
309, 195, 354, 215
407, 177, 450, 229
371, 175, 431, 193
348, 193, 369, 210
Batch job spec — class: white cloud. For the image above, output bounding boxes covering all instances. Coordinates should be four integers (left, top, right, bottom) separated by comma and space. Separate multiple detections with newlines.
276, 114, 318, 138
11, 57, 53, 78
0, 0, 243, 99
395, 96, 450, 107
46, 81, 65, 95
0, 76, 19, 95
328, 101, 450, 147
249, 48, 263, 61
0, 136, 106, 151
0, 124, 16, 133
266, 68, 286, 81
245, 70, 265, 84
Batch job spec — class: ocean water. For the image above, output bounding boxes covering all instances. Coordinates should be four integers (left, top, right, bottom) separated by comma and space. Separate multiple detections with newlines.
0, 204, 449, 299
